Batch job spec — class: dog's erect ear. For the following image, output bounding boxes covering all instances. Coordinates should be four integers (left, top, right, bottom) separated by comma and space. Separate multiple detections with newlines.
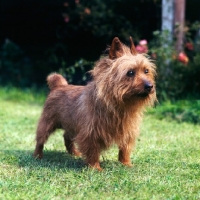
109, 37, 124, 59
129, 36, 137, 55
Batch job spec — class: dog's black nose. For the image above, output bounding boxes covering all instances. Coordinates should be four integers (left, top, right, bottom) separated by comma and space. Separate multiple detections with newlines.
144, 83, 153, 92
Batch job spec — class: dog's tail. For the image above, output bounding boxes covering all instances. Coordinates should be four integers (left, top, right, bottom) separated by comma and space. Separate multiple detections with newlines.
47, 73, 68, 90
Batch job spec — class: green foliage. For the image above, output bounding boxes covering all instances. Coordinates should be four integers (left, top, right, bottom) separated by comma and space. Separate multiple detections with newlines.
0, 0, 199, 102
85, 3, 131, 39
149, 30, 178, 100
61, 0, 151, 42
63, 59, 93, 84
149, 100, 200, 124
0, 40, 32, 87
0, 0, 161, 88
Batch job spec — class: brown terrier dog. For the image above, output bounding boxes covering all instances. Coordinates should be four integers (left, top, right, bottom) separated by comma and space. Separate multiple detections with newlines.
33, 37, 157, 171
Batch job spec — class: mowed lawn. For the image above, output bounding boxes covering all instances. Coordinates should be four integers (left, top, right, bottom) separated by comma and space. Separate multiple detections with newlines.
0, 88, 200, 200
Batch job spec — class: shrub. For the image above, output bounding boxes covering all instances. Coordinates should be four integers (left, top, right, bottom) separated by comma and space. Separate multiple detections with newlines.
148, 24, 200, 101
0, 0, 161, 88
149, 100, 200, 124
62, 59, 93, 85
0, 39, 33, 87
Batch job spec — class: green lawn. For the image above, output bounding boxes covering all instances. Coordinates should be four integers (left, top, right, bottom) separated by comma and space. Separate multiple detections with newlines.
0, 88, 200, 199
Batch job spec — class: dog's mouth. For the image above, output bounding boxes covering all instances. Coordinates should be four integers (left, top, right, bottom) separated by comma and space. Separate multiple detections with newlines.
130, 88, 155, 99
137, 88, 155, 97
136, 92, 149, 98
122, 86, 155, 101
123, 91, 151, 100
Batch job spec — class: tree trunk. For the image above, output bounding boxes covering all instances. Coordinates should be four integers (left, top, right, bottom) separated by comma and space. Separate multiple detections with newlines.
162, 0, 174, 39
174, 0, 186, 53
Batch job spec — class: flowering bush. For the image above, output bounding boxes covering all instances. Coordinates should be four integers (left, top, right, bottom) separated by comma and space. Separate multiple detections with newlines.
146, 25, 200, 101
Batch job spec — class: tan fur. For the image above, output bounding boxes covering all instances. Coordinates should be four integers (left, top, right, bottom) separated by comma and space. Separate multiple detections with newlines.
33, 37, 157, 171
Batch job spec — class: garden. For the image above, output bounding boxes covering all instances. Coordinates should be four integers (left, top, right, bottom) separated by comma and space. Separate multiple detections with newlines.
1, 0, 200, 199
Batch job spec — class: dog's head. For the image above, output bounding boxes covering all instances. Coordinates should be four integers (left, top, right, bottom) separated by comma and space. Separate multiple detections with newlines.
92, 37, 157, 106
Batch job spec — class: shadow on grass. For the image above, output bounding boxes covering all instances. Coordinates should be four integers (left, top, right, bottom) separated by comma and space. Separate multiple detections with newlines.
0, 149, 131, 172
0, 149, 86, 171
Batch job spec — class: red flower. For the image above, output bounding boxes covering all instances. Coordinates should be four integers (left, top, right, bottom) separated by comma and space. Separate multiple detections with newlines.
185, 42, 193, 51
178, 52, 189, 64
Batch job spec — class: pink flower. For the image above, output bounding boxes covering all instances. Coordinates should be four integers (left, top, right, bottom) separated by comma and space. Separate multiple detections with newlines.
178, 52, 189, 64
63, 14, 70, 23
64, 2, 69, 7
136, 45, 148, 53
64, 17, 69, 23
139, 40, 148, 46
136, 39, 148, 53
84, 8, 91, 15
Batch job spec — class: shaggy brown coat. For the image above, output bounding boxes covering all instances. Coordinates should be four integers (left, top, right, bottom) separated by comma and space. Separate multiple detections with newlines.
33, 37, 157, 171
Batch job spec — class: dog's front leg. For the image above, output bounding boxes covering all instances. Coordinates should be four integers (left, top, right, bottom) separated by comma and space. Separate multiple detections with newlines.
118, 141, 135, 167
76, 132, 103, 171
84, 149, 102, 171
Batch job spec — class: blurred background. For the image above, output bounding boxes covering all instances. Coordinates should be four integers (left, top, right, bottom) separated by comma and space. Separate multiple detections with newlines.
0, 0, 200, 101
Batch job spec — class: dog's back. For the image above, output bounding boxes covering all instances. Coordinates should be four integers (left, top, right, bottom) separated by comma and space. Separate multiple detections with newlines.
46, 73, 84, 110
44, 74, 85, 129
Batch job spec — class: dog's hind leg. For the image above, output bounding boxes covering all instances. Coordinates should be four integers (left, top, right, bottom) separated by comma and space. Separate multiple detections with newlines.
33, 116, 55, 159
63, 132, 81, 157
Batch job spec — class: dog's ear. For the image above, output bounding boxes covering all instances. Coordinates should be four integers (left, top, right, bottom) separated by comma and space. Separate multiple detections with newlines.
109, 37, 124, 59
129, 36, 137, 55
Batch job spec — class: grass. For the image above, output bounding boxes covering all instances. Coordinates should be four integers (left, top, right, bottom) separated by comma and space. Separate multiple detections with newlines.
0, 87, 200, 199
150, 100, 200, 124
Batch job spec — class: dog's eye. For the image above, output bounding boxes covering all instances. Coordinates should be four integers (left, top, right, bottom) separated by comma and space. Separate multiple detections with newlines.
144, 69, 149, 74
126, 70, 135, 77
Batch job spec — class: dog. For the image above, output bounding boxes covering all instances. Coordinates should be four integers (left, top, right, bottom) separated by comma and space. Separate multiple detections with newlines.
33, 37, 157, 171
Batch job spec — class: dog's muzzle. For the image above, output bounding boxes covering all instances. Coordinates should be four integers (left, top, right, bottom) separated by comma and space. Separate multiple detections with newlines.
144, 82, 153, 93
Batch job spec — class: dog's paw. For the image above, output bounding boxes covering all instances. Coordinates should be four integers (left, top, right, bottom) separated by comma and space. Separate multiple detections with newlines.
88, 162, 103, 171
121, 161, 133, 167
33, 152, 43, 159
